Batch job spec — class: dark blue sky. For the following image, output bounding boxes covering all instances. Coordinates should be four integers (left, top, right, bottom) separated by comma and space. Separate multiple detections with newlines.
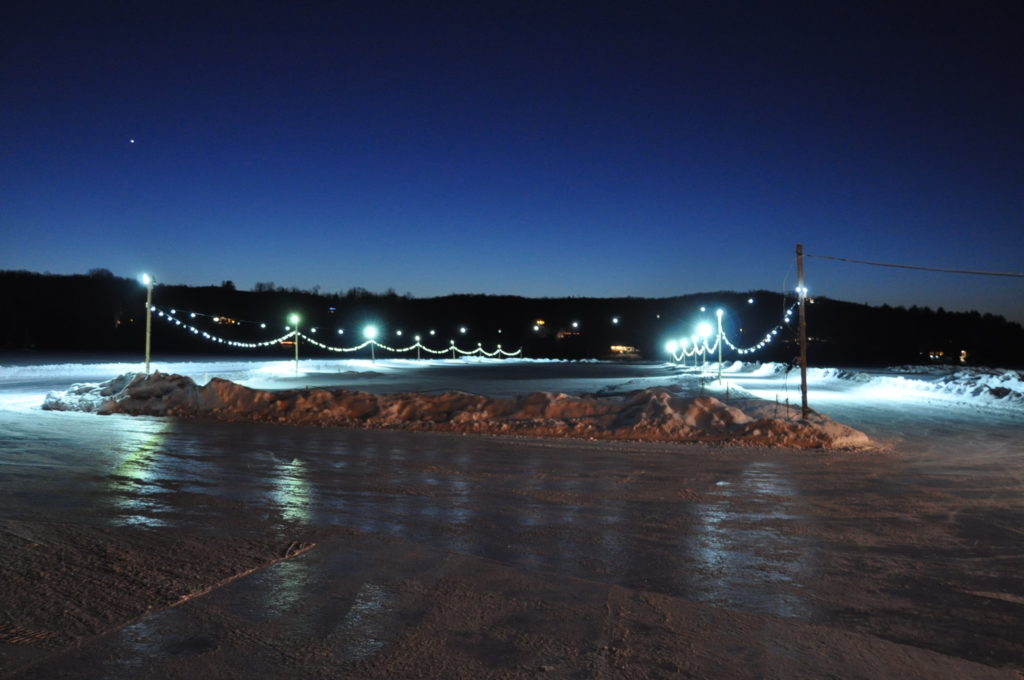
3, 2, 1022, 321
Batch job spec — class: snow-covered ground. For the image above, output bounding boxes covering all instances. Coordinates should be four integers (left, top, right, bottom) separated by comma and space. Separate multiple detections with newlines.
718, 361, 1024, 414
709, 361, 1024, 460
2, 355, 1021, 452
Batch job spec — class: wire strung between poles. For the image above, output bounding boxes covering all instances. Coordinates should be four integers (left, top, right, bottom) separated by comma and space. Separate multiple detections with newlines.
806, 254, 1024, 278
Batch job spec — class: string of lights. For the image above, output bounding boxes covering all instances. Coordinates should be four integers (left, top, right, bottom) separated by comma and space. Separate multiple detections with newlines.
299, 335, 375, 353
149, 305, 522, 357
158, 307, 269, 329
722, 303, 798, 356
299, 332, 521, 357
667, 302, 799, 361
668, 334, 720, 361
152, 307, 292, 347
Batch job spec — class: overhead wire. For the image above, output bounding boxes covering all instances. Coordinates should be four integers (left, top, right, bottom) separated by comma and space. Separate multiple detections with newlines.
806, 254, 1024, 278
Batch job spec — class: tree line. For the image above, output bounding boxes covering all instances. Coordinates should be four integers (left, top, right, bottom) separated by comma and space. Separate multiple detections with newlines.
2, 269, 1022, 367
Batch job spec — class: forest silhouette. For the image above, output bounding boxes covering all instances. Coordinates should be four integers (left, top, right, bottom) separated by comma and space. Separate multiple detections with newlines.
2, 270, 1022, 367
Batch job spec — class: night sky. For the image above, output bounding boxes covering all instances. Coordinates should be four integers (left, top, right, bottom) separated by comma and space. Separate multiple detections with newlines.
3, 2, 1022, 322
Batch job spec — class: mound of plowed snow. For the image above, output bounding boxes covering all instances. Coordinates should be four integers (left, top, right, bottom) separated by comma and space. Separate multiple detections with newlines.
936, 369, 1024, 409
43, 372, 871, 449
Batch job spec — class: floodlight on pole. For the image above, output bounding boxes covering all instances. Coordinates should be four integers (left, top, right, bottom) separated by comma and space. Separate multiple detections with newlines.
680, 338, 689, 367
140, 273, 154, 373
288, 313, 300, 372
364, 325, 378, 361
415, 335, 421, 359
665, 340, 678, 358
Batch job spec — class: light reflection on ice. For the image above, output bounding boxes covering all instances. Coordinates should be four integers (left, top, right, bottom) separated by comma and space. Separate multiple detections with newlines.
272, 458, 314, 525
337, 583, 397, 662
686, 461, 815, 620
105, 424, 171, 527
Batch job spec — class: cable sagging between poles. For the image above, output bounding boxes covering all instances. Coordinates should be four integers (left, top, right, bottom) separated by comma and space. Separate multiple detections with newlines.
805, 254, 1024, 278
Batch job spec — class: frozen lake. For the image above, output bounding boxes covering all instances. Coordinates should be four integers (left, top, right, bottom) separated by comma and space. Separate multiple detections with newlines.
1, 356, 1022, 677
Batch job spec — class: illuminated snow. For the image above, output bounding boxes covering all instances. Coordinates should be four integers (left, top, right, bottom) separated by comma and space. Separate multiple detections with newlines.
41, 371, 870, 448
6, 357, 1022, 450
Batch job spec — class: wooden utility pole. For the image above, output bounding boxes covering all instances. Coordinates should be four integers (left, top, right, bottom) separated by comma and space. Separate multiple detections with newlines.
797, 243, 809, 418
143, 274, 153, 374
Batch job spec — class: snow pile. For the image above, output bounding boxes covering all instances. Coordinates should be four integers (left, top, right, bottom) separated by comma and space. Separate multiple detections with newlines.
723, 362, 1024, 413
744, 362, 787, 377
43, 373, 871, 449
740, 364, 872, 383
936, 369, 1024, 409
887, 365, 956, 375
811, 368, 873, 383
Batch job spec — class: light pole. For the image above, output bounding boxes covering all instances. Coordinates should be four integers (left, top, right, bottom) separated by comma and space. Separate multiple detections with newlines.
716, 309, 724, 383
415, 335, 421, 360
140, 273, 154, 373
797, 243, 809, 418
288, 313, 300, 373
697, 323, 712, 375
679, 338, 689, 367
364, 325, 378, 361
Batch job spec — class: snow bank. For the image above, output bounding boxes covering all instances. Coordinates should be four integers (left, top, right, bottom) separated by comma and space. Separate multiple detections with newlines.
43, 372, 871, 449
935, 369, 1024, 410
723, 362, 1024, 412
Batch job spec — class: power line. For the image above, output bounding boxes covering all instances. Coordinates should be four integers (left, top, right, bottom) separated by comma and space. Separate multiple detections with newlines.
806, 254, 1024, 278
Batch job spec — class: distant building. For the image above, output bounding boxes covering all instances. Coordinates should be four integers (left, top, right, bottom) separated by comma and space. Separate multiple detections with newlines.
609, 344, 640, 359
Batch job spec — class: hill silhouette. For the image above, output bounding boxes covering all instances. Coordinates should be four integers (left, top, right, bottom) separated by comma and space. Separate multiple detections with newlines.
2, 270, 1021, 367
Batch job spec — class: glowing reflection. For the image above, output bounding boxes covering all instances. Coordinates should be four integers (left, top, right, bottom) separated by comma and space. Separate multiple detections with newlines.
272, 458, 313, 524
105, 422, 171, 527
442, 476, 469, 524
257, 558, 313, 625
338, 583, 397, 662
685, 462, 815, 619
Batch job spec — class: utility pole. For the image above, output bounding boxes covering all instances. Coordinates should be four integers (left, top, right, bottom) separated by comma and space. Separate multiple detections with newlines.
797, 243, 809, 418
716, 308, 724, 383
143, 274, 154, 373
288, 313, 300, 373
